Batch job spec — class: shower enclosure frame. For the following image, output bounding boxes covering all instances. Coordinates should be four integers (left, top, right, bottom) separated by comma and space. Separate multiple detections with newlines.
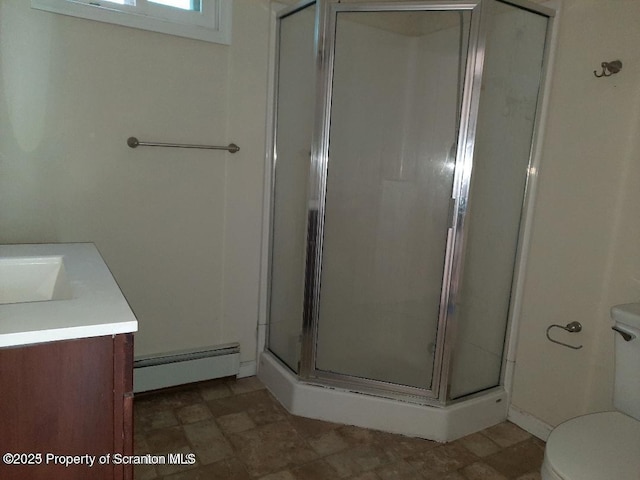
302, 0, 484, 404
263, 0, 557, 411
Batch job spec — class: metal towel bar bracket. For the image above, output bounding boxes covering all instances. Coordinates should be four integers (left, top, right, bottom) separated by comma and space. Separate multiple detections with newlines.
127, 136, 240, 153
546, 321, 583, 350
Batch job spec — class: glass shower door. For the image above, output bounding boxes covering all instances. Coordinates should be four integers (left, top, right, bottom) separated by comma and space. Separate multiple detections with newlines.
267, 2, 317, 373
313, 6, 471, 394
448, 1, 550, 399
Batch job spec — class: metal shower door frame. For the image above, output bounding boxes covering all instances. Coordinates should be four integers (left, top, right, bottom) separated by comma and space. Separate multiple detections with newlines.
265, 0, 318, 375
299, 0, 486, 404
266, 0, 557, 406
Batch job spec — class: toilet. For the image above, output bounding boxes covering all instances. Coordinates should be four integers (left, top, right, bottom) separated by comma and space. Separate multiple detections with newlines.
541, 303, 640, 480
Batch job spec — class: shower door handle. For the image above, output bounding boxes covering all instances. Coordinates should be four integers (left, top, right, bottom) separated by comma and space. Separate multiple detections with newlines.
448, 198, 457, 228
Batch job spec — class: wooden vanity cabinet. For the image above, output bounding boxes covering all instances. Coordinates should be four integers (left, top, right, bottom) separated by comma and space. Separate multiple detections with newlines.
0, 333, 134, 480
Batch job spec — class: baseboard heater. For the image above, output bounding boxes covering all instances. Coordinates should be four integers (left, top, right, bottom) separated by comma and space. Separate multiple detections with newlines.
133, 342, 240, 393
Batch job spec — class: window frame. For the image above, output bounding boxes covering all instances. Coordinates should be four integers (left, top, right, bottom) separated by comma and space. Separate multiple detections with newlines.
31, 0, 232, 45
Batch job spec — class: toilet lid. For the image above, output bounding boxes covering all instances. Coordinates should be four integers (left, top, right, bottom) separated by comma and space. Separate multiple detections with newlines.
545, 411, 640, 480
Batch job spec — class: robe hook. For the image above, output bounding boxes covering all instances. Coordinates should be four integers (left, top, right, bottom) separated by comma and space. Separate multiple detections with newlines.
594, 60, 622, 78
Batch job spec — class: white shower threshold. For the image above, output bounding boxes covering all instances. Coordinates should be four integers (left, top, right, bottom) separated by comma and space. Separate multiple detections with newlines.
258, 351, 508, 442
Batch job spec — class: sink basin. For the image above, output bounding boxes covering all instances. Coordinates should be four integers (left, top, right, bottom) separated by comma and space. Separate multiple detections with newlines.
0, 256, 72, 305
0, 243, 137, 348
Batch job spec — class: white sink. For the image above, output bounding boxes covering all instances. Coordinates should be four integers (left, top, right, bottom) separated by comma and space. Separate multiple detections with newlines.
0, 256, 73, 305
0, 243, 137, 348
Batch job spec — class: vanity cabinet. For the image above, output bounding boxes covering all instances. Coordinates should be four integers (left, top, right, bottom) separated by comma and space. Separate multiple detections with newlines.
0, 333, 134, 480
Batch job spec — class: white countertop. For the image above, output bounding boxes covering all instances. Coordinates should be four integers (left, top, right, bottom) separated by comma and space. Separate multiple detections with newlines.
0, 243, 138, 348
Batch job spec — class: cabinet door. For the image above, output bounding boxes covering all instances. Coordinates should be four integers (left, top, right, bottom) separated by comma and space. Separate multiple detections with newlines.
0, 334, 133, 480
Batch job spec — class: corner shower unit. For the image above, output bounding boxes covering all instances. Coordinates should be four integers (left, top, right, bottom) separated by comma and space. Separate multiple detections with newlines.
259, 0, 554, 441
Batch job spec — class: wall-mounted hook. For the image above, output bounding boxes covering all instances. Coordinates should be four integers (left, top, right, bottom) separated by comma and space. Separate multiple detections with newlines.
594, 60, 623, 78
546, 321, 583, 349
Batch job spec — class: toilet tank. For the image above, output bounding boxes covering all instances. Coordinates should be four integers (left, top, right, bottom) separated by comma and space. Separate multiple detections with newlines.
611, 303, 640, 421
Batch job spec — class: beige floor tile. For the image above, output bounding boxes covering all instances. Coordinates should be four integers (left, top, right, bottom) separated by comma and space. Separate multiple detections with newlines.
307, 429, 350, 456
176, 403, 213, 425
288, 415, 342, 438
183, 418, 224, 443
324, 445, 390, 478
374, 459, 424, 480
228, 421, 318, 477
373, 431, 437, 460
198, 380, 233, 401
194, 435, 235, 465
145, 425, 191, 454
423, 471, 466, 480
135, 406, 180, 432
163, 457, 250, 480
134, 431, 152, 453
484, 438, 545, 479
246, 397, 289, 426
133, 377, 546, 480
183, 418, 233, 465
207, 390, 273, 418
324, 452, 365, 478
233, 389, 274, 408
407, 442, 478, 475
258, 470, 297, 480
207, 398, 248, 418
290, 459, 341, 480
217, 411, 257, 434
457, 432, 501, 458
481, 422, 531, 448
515, 472, 542, 480
349, 473, 383, 480
228, 375, 266, 394
155, 445, 199, 477
137, 388, 203, 412
530, 436, 547, 450
337, 425, 380, 446
461, 461, 509, 480
133, 462, 158, 480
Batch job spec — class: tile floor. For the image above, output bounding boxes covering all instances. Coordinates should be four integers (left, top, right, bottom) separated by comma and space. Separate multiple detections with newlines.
133, 376, 545, 480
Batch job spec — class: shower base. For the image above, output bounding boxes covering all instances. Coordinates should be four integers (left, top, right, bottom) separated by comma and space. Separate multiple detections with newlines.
258, 351, 508, 442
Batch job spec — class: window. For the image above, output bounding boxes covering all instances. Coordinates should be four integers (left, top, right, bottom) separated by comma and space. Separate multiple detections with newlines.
31, 0, 232, 45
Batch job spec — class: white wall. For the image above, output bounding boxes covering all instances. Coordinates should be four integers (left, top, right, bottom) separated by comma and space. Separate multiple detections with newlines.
511, 0, 640, 426
0, 0, 271, 368
222, 1, 271, 371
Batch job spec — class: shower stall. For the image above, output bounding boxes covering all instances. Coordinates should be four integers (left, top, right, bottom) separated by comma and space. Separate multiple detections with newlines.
259, 0, 555, 441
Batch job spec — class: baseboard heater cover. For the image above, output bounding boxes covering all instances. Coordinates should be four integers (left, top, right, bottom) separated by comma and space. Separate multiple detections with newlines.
133, 343, 240, 393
